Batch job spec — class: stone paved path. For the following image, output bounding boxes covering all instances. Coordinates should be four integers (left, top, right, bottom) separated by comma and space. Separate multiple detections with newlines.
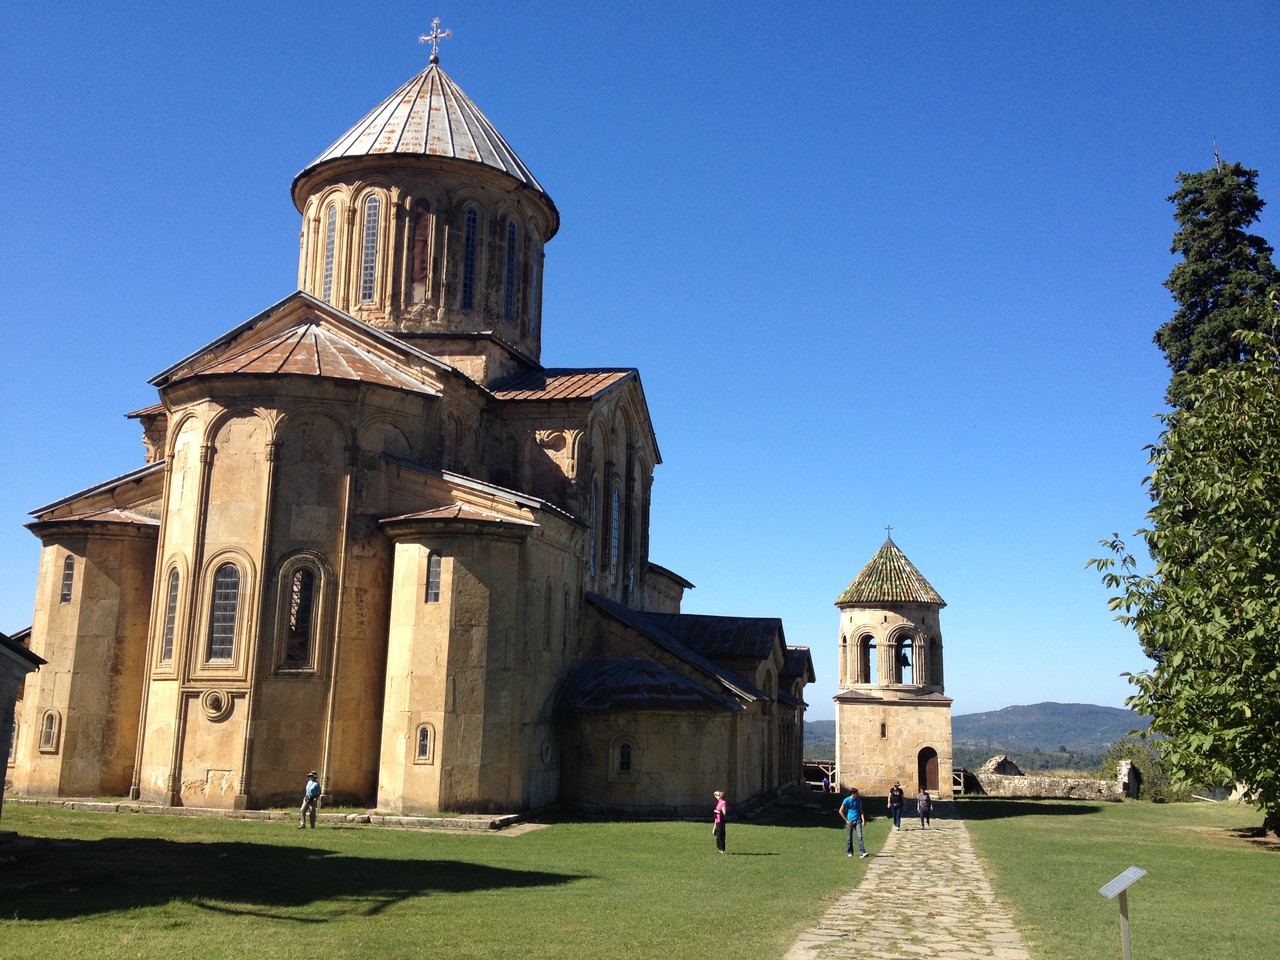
783, 804, 1031, 960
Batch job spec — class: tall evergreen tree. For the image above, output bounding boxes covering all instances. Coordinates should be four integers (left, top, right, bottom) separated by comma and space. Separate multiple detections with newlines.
1155, 160, 1278, 399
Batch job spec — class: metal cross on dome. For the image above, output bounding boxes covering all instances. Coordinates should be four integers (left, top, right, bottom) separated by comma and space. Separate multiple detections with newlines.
419, 17, 452, 63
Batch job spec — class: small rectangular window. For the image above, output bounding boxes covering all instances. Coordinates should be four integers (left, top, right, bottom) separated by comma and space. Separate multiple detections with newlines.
425, 553, 442, 603
59, 556, 75, 604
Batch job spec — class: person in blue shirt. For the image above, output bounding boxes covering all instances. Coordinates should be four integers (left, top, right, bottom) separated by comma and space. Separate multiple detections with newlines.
838, 786, 867, 858
299, 770, 321, 829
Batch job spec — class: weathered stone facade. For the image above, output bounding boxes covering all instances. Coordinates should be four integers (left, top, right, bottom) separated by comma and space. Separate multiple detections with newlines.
833, 539, 954, 799
7, 52, 811, 816
969, 755, 1136, 802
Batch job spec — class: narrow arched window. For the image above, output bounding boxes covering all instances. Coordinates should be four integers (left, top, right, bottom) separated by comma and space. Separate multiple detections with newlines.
415, 723, 435, 763
359, 195, 380, 302
588, 480, 599, 581
206, 563, 240, 661
609, 486, 621, 584
618, 740, 633, 773
504, 219, 517, 321
322, 204, 338, 302
425, 552, 442, 603
284, 567, 316, 665
860, 635, 876, 685
39, 710, 60, 752
59, 556, 75, 604
543, 583, 552, 651
562, 587, 570, 652
160, 568, 180, 661
461, 207, 478, 311
529, 239, 541, 335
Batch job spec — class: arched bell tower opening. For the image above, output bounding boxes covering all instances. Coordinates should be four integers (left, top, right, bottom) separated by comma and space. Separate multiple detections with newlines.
832, 536, 954, 798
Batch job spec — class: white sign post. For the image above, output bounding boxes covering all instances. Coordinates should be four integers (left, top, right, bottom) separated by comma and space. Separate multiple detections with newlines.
1098, 866, 1147, 960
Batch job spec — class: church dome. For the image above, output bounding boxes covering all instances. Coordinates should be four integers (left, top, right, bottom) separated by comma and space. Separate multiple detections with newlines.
835, 538, 945, 607
293, 62, 551, 208
289, 49, 559, 367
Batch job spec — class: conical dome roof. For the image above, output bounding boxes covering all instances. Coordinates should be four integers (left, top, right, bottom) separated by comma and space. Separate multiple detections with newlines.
835, 538, 945, 607
296, 62, 547, 196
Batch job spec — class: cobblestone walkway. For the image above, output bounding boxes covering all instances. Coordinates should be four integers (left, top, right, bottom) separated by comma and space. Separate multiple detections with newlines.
783, 805, 1031, 960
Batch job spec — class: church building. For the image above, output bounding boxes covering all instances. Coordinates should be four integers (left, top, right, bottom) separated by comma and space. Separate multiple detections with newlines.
7, 37, 812, 817
833, 537, 953, 798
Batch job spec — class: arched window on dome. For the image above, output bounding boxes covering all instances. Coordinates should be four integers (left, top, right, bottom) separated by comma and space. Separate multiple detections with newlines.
359, 195, 380, 302
529, 237, 542, 336
411, 200, 431, 301
504, 219, 517, 322
461, 207, 478, 311
609, 485, 621, 585
321, 204, 338, 303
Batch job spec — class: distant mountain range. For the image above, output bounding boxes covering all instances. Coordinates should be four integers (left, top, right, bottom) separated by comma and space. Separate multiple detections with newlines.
805, 702, 1149, 756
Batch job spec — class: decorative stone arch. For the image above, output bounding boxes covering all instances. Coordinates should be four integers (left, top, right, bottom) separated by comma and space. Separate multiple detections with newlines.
412, 721, 437, 764
271, 549, 335, 673
163, 410, 206, 462
351, 182, 394, 310
192, 547, 258, 678
155, 551, 192, 670
275, 404, 355, 448
887, 627, 916, 684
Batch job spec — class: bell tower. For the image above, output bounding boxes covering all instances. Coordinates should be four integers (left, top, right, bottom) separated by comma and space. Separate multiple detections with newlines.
832, 535, 953, 798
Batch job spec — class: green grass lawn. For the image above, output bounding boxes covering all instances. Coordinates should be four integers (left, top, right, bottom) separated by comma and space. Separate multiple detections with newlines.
0, 796, 873, 960
961, 797, 1279, 960
6, 796, 1275, 959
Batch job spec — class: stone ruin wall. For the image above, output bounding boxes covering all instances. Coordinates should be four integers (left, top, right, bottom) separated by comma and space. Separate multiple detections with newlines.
969, 756, 1139, 803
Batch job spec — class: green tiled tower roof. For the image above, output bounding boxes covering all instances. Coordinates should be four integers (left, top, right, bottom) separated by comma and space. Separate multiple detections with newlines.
835, 538, 945, 607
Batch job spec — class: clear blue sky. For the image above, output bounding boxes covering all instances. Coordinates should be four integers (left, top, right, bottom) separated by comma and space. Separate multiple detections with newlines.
2, 3, 1277, 720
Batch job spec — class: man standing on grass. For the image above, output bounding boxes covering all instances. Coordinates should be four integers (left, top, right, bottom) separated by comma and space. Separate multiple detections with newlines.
839, 786, 867, 858
299, 771, 321, 829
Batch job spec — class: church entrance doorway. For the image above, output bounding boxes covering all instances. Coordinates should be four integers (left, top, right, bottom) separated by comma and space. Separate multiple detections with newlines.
917, 747, 939, 791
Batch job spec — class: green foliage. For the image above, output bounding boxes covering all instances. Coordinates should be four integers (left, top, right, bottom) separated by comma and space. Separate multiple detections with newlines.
1155, 161, 1279, 401
1092, 297, 1280, 834
1097, 734, 1190, 803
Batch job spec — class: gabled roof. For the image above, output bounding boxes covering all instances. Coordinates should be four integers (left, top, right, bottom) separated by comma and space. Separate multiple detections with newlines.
645, 612, 784, 661
29, 461, 165, 520
835, 538, 945, 607
149, 291, 457, 393
297, 62, 550, 200
492, 367, 661, 464
557, 659, 740, 713
491, 368, 635, 401
782, 646, 816, 683
586, 593, 767, 703
186, 322, 439, 396
0, 630, 44, 670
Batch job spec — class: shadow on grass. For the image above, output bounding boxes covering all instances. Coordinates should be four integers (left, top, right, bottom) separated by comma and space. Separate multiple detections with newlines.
1228, 827, 1280, 853
954, 797, 1105, 820
1, 838, 584, 921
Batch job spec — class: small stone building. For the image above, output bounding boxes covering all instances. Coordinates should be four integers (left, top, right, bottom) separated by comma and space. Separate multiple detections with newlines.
0, 630, 43, 818
833, 537, 953, 798
7, 45, 811, 817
